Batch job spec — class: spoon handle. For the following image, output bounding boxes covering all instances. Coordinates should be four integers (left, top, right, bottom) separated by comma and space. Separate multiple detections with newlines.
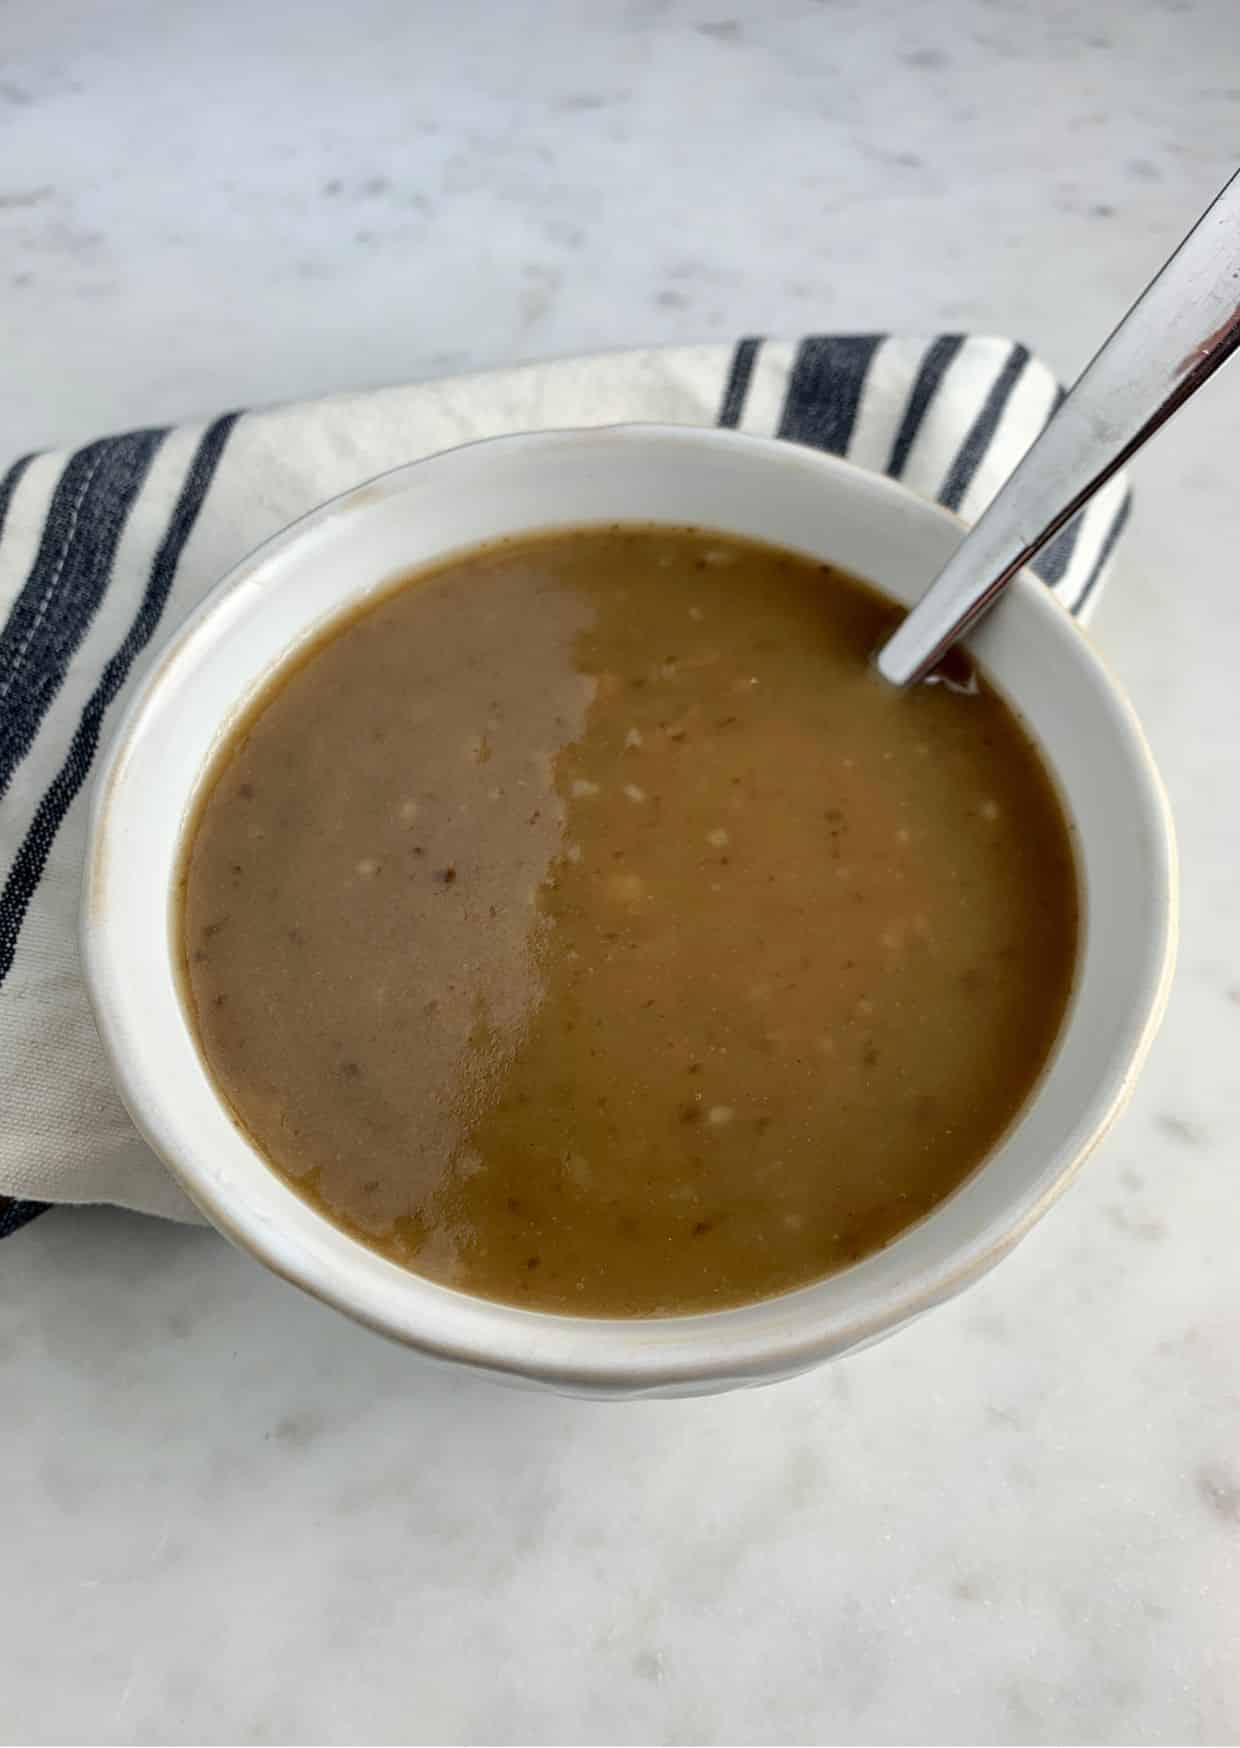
876, 168, 1240, 686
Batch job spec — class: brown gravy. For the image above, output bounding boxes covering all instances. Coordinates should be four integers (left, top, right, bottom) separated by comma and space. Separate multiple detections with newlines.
179, 526, 1078, 1315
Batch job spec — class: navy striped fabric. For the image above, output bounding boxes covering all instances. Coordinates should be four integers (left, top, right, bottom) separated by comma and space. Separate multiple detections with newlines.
0, 417, 236, 990
777, 335, 886, 455
717, 338, 760, 429
885, 335, 967, 479
938, 344, 1033, 513
0, 433, 164, 806
0, 417, 237, 1235
0, 334, 1132, 1237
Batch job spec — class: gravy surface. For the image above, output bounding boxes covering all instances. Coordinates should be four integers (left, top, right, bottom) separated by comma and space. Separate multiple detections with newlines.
180, 526, 1077, 1315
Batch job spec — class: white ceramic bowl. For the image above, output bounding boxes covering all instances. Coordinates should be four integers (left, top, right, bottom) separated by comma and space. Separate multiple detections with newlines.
82, 426, 1176, 1398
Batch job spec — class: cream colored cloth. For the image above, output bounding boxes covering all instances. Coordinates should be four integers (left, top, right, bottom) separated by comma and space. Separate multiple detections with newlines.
0, 337, 1129, 1225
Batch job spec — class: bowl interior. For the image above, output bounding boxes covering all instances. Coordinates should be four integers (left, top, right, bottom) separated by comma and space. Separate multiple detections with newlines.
83, 426, 1175, 1395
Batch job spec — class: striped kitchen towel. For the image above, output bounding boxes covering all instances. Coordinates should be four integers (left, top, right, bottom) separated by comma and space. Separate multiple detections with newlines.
0, 334, 1131, 1236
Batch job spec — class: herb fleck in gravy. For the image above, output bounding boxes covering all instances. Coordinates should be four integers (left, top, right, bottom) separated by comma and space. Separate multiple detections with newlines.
180, 526, 1078, 1315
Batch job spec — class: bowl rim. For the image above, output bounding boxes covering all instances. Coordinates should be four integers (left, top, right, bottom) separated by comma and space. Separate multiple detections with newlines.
81, 423, 1178, 1392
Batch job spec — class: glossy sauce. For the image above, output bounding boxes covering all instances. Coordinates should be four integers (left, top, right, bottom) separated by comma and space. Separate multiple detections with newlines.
180, 526, 1078, 1315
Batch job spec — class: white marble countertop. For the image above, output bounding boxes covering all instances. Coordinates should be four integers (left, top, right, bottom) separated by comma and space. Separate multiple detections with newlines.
3, 1, 1239, 1741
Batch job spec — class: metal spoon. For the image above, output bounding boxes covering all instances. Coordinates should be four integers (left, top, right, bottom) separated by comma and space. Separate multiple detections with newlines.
876, 168, 1240, 687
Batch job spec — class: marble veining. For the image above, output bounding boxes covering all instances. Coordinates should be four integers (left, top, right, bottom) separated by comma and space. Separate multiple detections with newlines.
2, 0, 1239, 1741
